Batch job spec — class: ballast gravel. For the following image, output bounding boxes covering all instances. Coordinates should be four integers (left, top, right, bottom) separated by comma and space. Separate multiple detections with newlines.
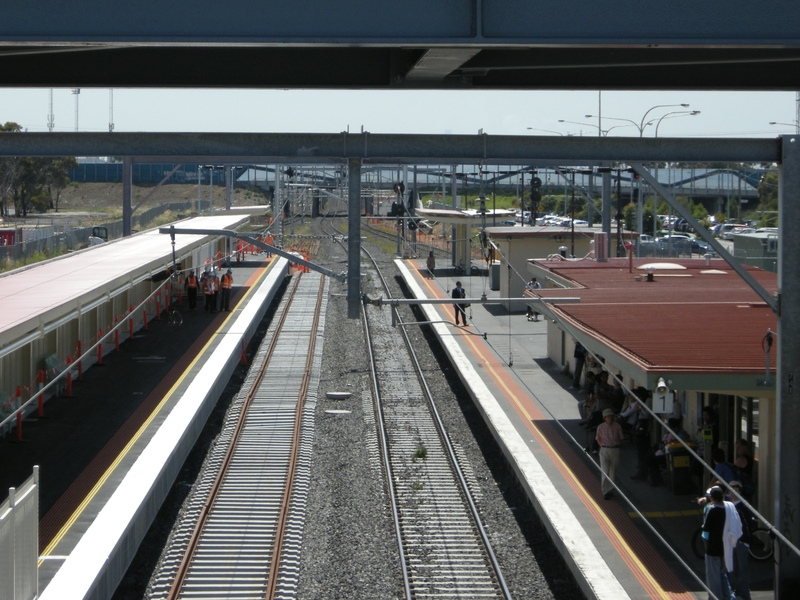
114, 218, 583, 599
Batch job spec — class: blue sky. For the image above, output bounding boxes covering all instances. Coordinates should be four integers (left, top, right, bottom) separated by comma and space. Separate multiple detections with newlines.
1, 88, 796, 138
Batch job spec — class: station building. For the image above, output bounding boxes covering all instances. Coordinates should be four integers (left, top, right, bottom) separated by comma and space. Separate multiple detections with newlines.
517, 250, 776, 515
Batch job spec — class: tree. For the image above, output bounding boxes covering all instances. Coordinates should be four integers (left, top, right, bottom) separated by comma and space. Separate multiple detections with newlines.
623, 202, 637, 231
0, 122, 23, 217
45, 157, 78, 212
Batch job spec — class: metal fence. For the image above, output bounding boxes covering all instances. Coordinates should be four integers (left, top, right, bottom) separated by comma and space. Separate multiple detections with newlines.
0, 201, 205, 264
0, 466, 39, 600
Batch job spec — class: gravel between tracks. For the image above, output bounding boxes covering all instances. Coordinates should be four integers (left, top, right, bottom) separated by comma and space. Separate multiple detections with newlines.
115, 218, 584, 599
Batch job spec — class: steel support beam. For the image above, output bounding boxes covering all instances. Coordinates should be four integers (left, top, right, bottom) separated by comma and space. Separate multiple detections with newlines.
2, 2, 797, 46
225, 165, 233, 210
601, 165, 611, 253
776, 135, 800, 595
122, 157, 132, 237
0, 133, 780, 166
158, 227, 345, 282
347, 158, 362, 318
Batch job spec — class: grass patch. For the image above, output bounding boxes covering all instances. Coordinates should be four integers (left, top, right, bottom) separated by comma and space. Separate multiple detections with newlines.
412, 445, 428, 462
0, 249, 67, 274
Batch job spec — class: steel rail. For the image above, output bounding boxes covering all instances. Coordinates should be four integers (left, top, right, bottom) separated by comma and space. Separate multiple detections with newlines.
263, 274, 326, 599
326, 206, 508, 597
360, 277, 413, 600
320, 217, 413, 599
362, 244, 512, 600
166, 275, 303, 600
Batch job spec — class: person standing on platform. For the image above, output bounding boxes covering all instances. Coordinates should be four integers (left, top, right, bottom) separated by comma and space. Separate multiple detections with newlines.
702, 486, 737, 600
426, 251, 436, 278
201, 271, 211, 312
728, 481, 752, 600
204, 270, 217, 312
569, 341, 586, 389
220, 268, 233, 311
596, 408, 624, 500
185, 270, 199, 311
451, 281, 467, 326
525, 277, 542, 321
210, 270, 220, 312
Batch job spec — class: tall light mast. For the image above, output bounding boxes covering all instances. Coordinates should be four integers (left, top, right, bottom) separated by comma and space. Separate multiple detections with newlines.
71, 88, 80, 132
47, 89, 54, 132
109, 89, 115, 132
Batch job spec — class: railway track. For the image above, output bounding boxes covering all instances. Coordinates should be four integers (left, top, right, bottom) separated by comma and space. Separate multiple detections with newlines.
149, 271, 328, 600
323, 217, 511, 599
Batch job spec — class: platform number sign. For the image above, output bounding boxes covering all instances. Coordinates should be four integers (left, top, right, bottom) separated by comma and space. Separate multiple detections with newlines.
652, 391, 674, 414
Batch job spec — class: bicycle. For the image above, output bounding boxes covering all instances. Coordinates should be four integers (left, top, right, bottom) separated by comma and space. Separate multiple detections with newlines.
691, 524, 774, 561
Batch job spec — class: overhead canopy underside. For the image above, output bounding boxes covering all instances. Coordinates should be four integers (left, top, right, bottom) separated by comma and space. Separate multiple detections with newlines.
1, 1, 799, 89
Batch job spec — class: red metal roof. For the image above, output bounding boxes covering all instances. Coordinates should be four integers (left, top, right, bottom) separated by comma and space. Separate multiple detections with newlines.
531, 257, 777, 374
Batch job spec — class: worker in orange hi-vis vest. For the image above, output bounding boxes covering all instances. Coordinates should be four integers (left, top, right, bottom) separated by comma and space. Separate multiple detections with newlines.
265, 234, 274, 257
185, 271, 199, 311
220, 268, 234, 311
204, 270, 217, 312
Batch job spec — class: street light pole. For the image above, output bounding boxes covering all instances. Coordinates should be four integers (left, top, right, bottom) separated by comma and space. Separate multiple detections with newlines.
586, 103, 690, 136
769, 121, 800, 135
654, 111, 701, 137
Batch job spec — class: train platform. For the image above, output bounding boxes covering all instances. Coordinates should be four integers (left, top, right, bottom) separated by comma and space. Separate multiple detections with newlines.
396, 258, 773, 600
0, 255, 289, 600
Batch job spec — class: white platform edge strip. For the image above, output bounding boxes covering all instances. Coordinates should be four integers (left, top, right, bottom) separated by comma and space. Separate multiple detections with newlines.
40, 258, 289, 600
395, 260, 628, 600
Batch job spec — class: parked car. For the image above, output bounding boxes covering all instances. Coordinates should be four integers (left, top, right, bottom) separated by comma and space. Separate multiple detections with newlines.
731, 227, 756, 237
691, 239, 715, 255
722, 225, 754, 240
718, 223, 743, 240
655, 236, 692, 255
501, 220, 517, 227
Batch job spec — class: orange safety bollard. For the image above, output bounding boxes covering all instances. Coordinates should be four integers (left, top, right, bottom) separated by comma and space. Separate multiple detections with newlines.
143, 309, 149, 331
178, 287, 183, 306
37, 370, 44, 417
114, 316, 120, 352
77, 340, 83, 380
97, 329, 104, 365
66, 356, 73, 397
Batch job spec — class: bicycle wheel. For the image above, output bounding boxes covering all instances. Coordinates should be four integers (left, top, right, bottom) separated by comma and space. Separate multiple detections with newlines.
749, 527, 774, 561
169, 310, 183, 327
691, 526, 706, 560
